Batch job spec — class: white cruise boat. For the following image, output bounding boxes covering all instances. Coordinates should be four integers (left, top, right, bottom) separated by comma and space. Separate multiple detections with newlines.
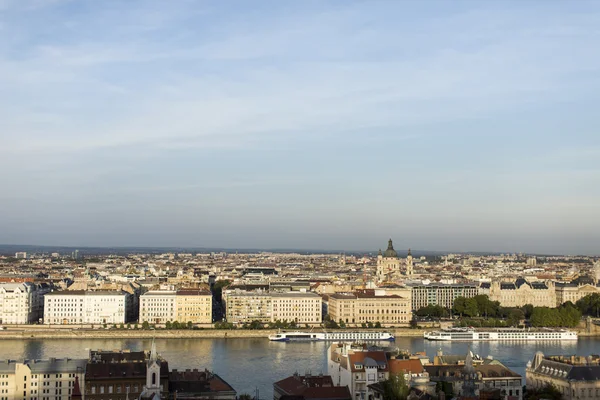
268, 330, 395, 342
423, 327, 577, 341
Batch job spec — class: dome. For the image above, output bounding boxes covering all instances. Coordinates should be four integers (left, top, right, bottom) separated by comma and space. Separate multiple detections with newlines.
383, 239, 398, 258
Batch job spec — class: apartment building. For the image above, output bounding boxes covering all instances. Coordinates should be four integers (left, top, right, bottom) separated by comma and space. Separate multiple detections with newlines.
327, 343, 389, 400
223, 291, 272, 324
270, 292, 322, 324
175, 289, 212, 324
44, 291, 131, 325
409, 283, 479, 311
327, 289, 411, 326
0, 357, 87, 400
0, 283, 50, 324
139, 291, 176, 324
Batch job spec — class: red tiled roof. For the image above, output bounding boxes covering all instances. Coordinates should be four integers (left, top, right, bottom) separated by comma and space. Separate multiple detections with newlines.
389, 359, 424, 375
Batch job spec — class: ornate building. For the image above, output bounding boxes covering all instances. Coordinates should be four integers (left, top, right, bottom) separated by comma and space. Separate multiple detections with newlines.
376, 239, 413, 281
488, 278, 556, 308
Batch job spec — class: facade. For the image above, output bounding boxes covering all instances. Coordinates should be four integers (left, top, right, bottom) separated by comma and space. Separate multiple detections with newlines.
0, 358, 87, 400
526, 352, 600, 400
410, 283, 479, 311
376, 239, 412, 281
327, 343, 389, 400
488, 279, 556, 308
0, 283, 50, 324
223, 291, 272, 324
139, 291, 176, 324
327, 290, 411, 326
555, 283, 600, 307
270, 292, 322, 324
44, 291, 130, 325
175, 289, 212, 324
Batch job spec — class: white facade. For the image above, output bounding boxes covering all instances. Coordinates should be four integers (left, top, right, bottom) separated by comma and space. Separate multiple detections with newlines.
0, 283, 50, 324
44, 291, 129, 324
0, 358, 87, 400
139, 291, 176, 324
270, 292, 322, 324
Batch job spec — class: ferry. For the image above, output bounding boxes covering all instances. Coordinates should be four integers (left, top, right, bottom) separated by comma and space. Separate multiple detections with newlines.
423, 327, 578, 342
268, 331, 395, 342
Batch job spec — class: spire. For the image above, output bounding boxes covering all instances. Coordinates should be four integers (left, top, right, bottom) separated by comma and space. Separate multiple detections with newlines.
71, 377, 82, 400
150, 337, 157, 363
407, 248, 412, 256
378, 249, 382, 256
387, 239, 394, 250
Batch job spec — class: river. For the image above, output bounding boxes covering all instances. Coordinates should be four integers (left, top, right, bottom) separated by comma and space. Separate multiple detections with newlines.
0, 337, 597, 399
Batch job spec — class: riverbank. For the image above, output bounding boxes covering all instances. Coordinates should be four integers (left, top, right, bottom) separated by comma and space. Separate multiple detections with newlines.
0, 327, 428, 340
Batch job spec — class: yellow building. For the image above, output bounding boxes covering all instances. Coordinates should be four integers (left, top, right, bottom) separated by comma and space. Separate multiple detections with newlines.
270, 292, 322, 324
555, 283, 600, 307
488, 279, 556, 308
327, 289, 411, 326
175, 289, 213, 324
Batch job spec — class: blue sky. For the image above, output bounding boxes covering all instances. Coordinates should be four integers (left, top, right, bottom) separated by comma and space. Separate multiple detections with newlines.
1, 0, 599, 254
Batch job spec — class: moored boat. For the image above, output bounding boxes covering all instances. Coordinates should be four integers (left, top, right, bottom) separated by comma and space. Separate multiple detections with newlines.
268, 330, 395, 342
423, 327, 577, 341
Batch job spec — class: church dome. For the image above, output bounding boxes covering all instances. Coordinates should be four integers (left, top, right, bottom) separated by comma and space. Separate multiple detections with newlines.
383, 239, 398, 258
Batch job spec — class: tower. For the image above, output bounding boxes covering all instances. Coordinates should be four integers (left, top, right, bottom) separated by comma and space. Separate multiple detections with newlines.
406, 248, 414, 276
141, 338, 162, 400
377, 239, 399, 281
594, 262, 600, 285
460, 350, 479, 399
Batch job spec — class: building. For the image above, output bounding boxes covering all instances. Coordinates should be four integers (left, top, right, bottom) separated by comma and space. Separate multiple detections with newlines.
328, 343, 390, 400
526, 352, 600, 400
270, 292, 322, 324
488, 279, 556, 308
409, 283, 479, 311
140, 340, 165, 400
327, 290, 411, 326
168, 369, 237, 400
85, 347, 169, 400
223, 291, 272, 324
376, 239, 412, 281
0, 283, 50, 324
14, 253, 27, 259
139, 291, 176, 324
44, 291, 131, 325
175, 289, 212, 324
425, 351, 522, 400
0, 357, 87, 400
273, 374, 351, 400
555, 282, 600, 307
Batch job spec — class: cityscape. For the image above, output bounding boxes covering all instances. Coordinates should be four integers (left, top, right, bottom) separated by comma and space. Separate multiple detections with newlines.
2, 1, 600, 400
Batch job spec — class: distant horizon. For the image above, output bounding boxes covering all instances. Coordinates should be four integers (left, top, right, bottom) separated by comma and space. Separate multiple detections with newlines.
1, 242, 597, 257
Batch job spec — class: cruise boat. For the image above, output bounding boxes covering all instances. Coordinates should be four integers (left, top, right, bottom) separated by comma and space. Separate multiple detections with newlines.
268, 331, 395, 342
423, 327, 577, 341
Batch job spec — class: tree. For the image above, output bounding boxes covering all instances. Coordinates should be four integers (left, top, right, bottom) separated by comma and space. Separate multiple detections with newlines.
522, 304, 535, 319
374, 321, 382, 328
381, 373, 409, 400
339, 319, 346, 329
464, 298, 479, 318
165, 321, 172, 330
187, 321, 193, 329
238, 394, 254, 400
142, 321, 150, 330
453, 297, 467, 316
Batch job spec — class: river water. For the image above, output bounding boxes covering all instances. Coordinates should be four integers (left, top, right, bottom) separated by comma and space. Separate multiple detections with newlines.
0, 337, 597, 399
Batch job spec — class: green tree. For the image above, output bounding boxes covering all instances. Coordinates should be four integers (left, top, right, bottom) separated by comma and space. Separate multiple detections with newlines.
339, 319, 346, 329
142, 321, 150, 330
524, 384, 562, 400
374, 321, 382, 328
522, 304, 535, 319
453, 297, 467, 316
381, 373, 409, 400
464, 298, 479, 318
119, 323, 125, 330
187, 321, 193, 329
165, 321, 172, 329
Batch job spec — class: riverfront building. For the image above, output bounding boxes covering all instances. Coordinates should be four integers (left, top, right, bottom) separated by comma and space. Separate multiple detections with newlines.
327, 343, 389, 400
488, 279, 556, 308
526, 352, 600, 400
174, 289, 212, 324
327, 289, 411, 326
44, 291, 131, 325
223, 291, 272, 324
139, 291, 177, 324
0, 283, 50, 324
376, 239, 413, 281
0, 357, 87, 400
270, 292, 322, 324
554, 282, 600, 307
409, 283, 479, 311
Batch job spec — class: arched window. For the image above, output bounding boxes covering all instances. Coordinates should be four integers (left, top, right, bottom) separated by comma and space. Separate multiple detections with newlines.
152, 373, 156, 385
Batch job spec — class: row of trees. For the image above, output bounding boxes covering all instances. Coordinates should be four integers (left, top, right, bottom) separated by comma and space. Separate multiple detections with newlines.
415, 293, 592, 328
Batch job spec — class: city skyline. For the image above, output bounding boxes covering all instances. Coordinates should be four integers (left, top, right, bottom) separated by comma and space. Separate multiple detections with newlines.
1, 1, 599, 254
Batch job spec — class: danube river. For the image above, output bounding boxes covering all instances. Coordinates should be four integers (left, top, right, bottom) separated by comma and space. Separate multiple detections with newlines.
1, 337, 598, 399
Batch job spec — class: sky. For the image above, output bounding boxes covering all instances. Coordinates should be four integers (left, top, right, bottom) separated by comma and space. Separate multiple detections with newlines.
1, 0, 599, 255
